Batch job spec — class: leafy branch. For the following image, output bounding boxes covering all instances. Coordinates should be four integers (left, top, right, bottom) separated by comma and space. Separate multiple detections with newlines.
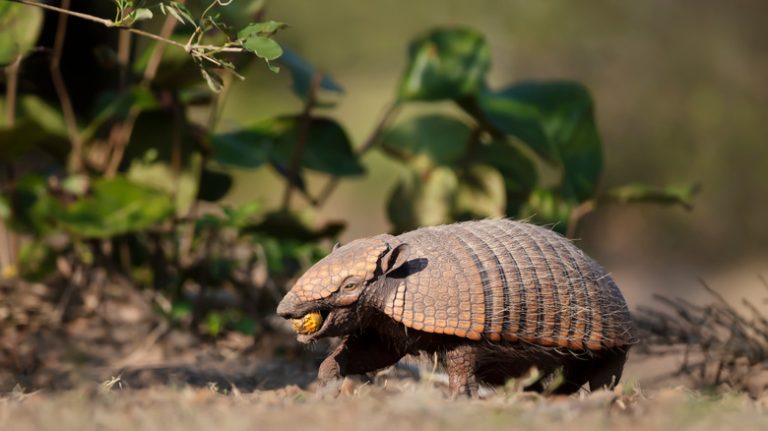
9, 0, 286, 91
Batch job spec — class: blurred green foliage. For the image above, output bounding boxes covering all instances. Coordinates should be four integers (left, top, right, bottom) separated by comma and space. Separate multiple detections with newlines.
0, 1, 693, 336
0, 2, 42, 64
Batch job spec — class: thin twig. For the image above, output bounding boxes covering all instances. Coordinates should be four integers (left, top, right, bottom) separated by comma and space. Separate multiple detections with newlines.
281, 73, 321, 209
170, 96, 183, 204
4, 55, 21, 127
48, 0, 83, 173
10, 0, 246, 53
0, 55, 23, 272
636, 277, 768, 389
207, 72, 233, 132
566, 199, 596, 239
143, 7, 183, 82
315, 101, 401, 207
185, 0, 220, 51
117, 30, 132, 90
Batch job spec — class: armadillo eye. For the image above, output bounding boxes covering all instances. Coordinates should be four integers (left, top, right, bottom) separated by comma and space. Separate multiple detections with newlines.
342, 282, 357, 291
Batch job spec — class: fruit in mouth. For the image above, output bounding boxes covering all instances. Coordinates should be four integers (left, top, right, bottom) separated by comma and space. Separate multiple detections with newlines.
291, 311, 324, 335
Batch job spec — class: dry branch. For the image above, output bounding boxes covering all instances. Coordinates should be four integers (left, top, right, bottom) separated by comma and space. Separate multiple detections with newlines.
635, 277, 768, 389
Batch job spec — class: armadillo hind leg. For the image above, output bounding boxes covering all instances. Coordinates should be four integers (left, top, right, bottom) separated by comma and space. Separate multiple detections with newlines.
443, 345, 480, 398
587, 348, 628, 391
552, 364, 593, 395
550, 347, 628, 394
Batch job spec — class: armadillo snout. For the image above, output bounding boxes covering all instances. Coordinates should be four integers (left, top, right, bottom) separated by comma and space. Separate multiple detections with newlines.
276, 293, 302, 319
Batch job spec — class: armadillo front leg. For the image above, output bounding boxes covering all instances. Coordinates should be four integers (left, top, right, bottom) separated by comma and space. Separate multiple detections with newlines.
443, 345, 479, 397
318, 332, 406, 383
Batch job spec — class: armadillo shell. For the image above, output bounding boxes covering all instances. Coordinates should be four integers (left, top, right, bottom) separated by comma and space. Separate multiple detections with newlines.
381, 219, 636, 351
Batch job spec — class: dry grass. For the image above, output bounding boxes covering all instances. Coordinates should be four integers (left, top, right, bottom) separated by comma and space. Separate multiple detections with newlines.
634, 277, 768, 394
1, 379, 767, 431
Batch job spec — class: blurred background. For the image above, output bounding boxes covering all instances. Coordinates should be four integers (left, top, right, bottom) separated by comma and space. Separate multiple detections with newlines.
0, 0, 766, 391
231, 0, 768, 304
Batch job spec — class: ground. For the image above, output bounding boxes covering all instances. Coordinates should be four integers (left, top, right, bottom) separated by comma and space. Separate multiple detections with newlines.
3, 280, 768, 430
2, 330, 768, 431
3, 377, 768, 431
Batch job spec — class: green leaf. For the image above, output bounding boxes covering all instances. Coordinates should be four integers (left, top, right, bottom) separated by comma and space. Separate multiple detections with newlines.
212, 116, 362, 176
170, 301, 192, 321
0, 3, 43, 64
17, 96, 67, 136
279, 49, 344, 100
600, 183, 699, 210
223, 201, 262, 228
162, 2, 194, 25
197, 168, 233, 202
398, 27, 490, 101
126, 156, 201, 216
245, 210, 345, 242
18, 239, 57, 282
210, 127, 273, 169
238, 21, 288, 39
475, 93, 555, 161
479, 82, 603, 201
0, 195, 10, 220
472, 139, 537, 215
6, 174, 60, 235
266, 62, 280, 74
243, 35, 283, 61
195, 214, 226, 232
269, 116, 365, 177
57, 176, 174, 238
61, 175, 89, 196
204, 312, 225, 336
520, 188, 575, 234
452, 165, 506, 221
208, 257, 237, 284
0, 121, 69, 163
387, 167, 458, 233
199, 64, 224, 92
124, 110, 199, 169
381, 115, 471, 166
132, 8, 153, 22
0, 96, 69, 163
83, 87, 159, 141
230, 315, 257, 335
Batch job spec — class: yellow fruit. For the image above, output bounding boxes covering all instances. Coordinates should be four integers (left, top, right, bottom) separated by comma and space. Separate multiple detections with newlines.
292, 311, 323, 335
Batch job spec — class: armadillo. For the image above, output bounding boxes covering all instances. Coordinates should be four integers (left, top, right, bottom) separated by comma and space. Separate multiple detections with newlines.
276, 219, 636, 396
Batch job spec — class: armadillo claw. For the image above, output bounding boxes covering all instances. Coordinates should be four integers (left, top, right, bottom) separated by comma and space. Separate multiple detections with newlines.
292, 311, 323, 335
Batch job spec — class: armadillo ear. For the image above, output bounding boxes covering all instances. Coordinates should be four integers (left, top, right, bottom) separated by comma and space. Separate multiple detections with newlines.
381, 243, 410, 275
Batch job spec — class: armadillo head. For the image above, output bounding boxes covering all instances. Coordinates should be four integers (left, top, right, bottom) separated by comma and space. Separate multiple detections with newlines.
276, 234, 410, 343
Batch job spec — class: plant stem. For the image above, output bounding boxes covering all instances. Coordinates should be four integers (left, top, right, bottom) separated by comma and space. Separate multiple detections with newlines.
0, 55, 22, 276
4, 55, 21, 127
117, 29, 132, 90
143, 7, 183, 82
281, 73, 321, 210
315, 101, 401, 207
48, 0, 83, 173
207, 73, 233, 132
566, 199, 595, 239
